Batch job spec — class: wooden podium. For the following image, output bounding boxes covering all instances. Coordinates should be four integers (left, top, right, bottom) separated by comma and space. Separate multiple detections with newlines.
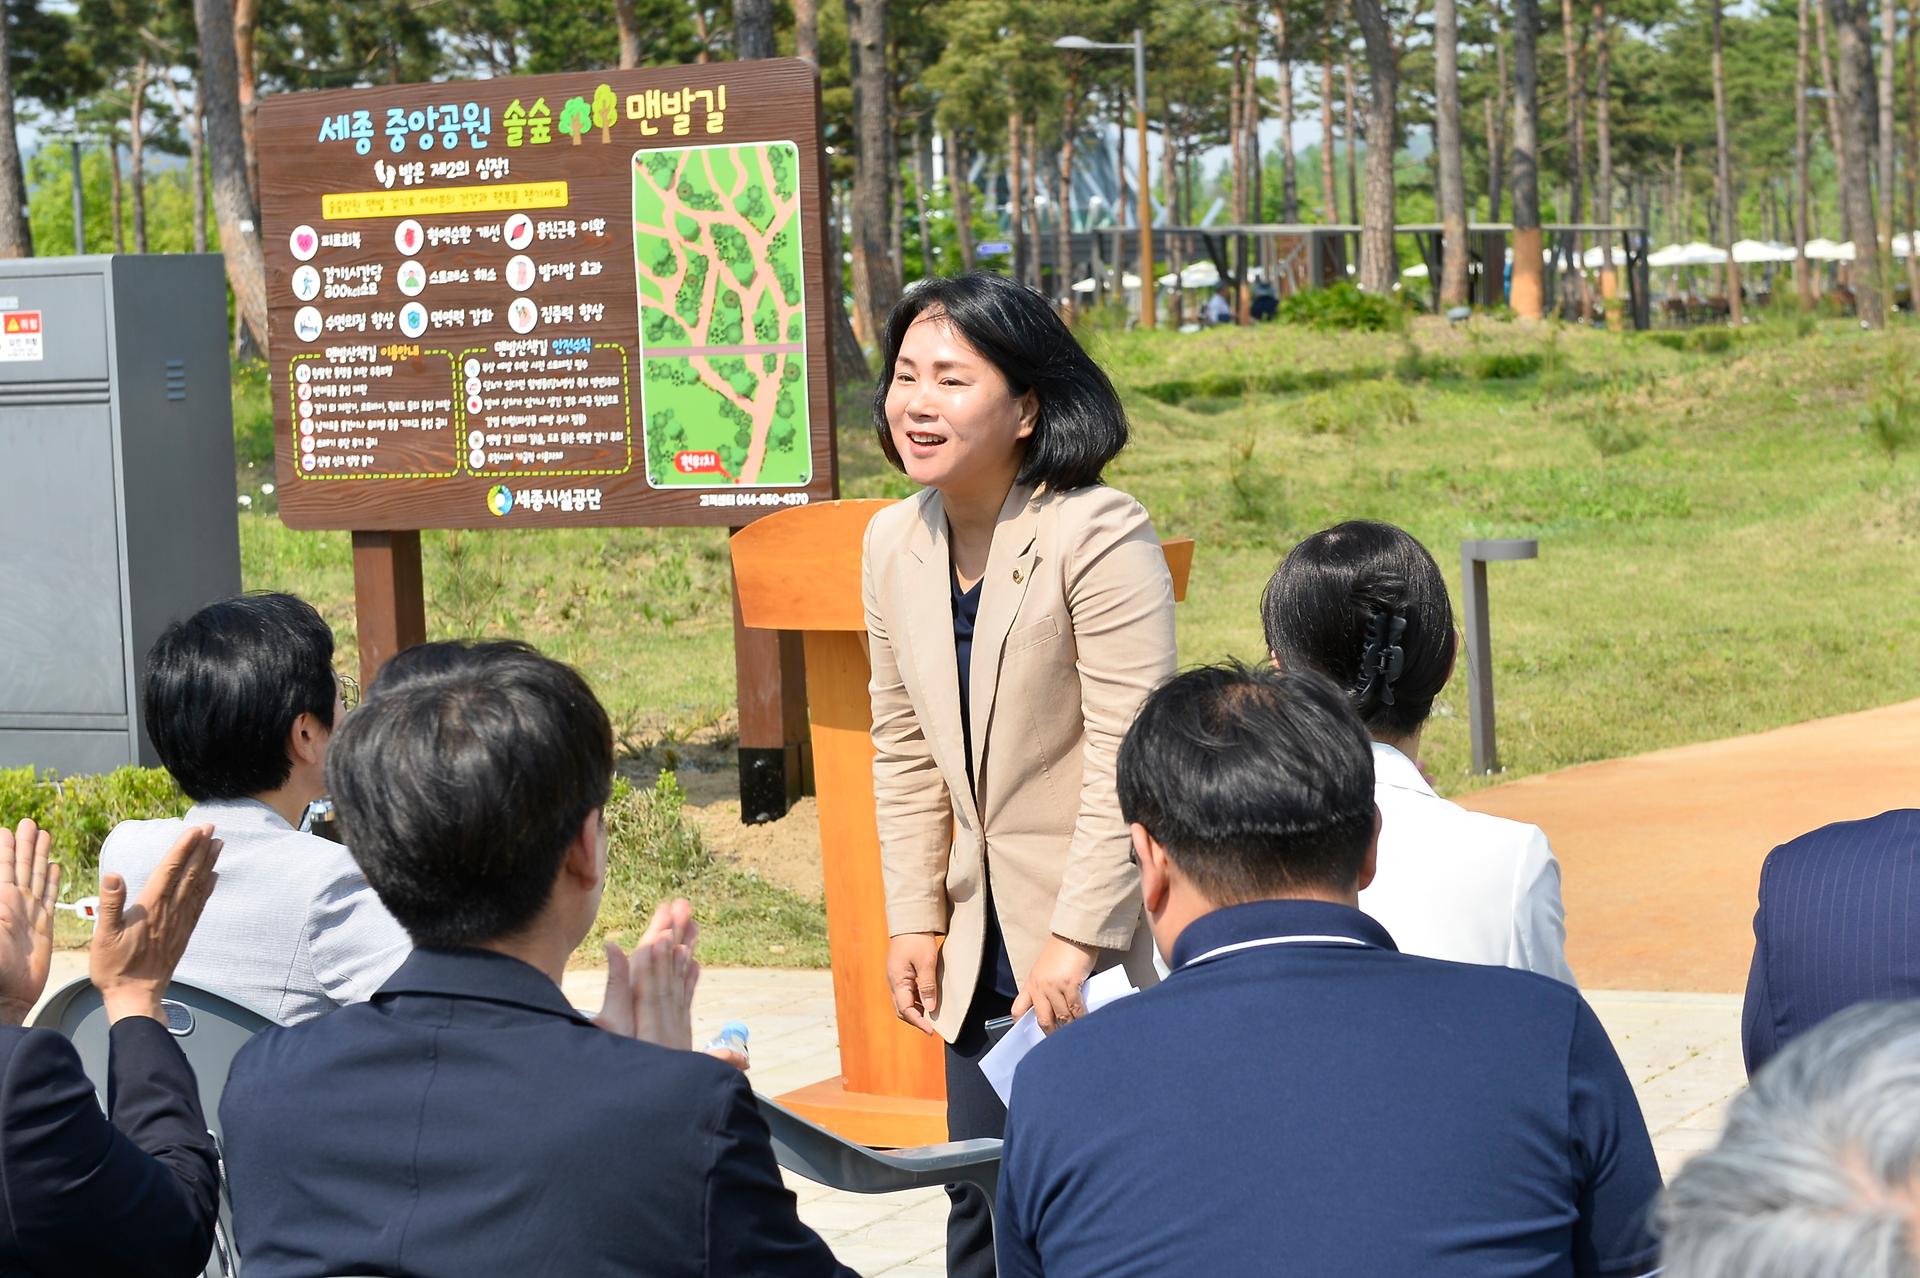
730, 499, 1194, 1146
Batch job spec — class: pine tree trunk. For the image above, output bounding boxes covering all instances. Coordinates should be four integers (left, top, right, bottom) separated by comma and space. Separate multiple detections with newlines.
1436, 0, 1469, 306
1009, 111, 1026, 284
735, 0, 775, 59
1276, 0, 1298, 221
795, 0, 819, 65
1245, 42, 1262, 224
1056, 76, 1079, 317
1829, 0, 1886, 325
847, 0, 901, 343
826, 180, 872, 390
1906, 9, 1920, 305
234, 0, 260, 210
887, 63, 904, 285
1879, 0, 1896, 264
1796, 0, 1814, 304
196, 0, 268, 355
1593, 0, 1615, 312
1511, 0, 1545, 317
615, 0, 641, 67
949, 129, 975, 269
1343, 54, 1360, 226
1352, 0, 1397, 294
1164, 108, 1183, 323
1321, 60, 1338, 221
109, 128, 125, 253
1490, 12, 1507, 222
192, 86, 209, 253
1816, 0, 1852, 241
0, 1, 31, 258
1025, 121, 1041, 289
1711, 0, 1743, 323
1562, 0, 1587, 317
130, 58, 151, 254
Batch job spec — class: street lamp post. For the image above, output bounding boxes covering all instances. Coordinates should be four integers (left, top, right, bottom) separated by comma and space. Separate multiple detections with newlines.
1054, 30, 1155, 328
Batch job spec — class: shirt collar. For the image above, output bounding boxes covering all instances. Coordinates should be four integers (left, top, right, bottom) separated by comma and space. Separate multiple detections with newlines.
1168, 899, 1398, 970
185, 797, 296, 832
375, 947, 591, 1022
1371, 741, 1437, 798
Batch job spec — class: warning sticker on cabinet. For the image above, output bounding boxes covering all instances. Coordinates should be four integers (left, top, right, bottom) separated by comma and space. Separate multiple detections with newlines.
0, 311, 43, 362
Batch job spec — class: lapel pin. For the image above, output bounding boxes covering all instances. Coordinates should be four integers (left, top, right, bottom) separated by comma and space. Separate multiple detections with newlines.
1012, 568, 1024, 583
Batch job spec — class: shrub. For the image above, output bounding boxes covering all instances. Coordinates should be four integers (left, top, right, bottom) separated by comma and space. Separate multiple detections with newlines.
1642, 332, 1689, 351
1467, 350, 1547, 381
1277, 282, 1403, 333
1860, 352, 1920, 463
0, 766, 189, 885
1689, 328, 1738, 354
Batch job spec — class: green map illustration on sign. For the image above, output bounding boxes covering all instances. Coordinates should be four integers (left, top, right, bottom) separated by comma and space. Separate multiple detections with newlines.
632, 140, 811, 489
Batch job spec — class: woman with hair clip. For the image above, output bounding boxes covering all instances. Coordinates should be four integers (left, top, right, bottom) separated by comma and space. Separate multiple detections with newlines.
862, 272, 1174, 1276
1260, 520, 1574, 985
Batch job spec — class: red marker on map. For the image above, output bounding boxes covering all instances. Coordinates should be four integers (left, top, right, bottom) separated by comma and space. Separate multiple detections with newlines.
674, 451, 734, 479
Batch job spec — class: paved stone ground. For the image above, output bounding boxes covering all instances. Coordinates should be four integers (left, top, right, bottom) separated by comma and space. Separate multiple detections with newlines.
36, 958, 1744, 1277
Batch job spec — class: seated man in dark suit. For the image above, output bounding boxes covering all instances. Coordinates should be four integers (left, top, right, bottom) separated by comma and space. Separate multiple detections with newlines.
997, 664, 1664, 1278
1741, 808, 1920, 1075
220, 640, 853, 1278
0, 817, 224, 1278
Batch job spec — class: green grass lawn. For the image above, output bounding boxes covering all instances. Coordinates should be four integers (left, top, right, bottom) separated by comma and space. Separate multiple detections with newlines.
220, 311, 1920, 962
242, 311, 1920, 792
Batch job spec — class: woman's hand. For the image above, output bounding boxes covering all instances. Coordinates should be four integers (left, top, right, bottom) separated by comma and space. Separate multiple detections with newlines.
887, 932, 942, 1034
1012, 935, 1098, 1035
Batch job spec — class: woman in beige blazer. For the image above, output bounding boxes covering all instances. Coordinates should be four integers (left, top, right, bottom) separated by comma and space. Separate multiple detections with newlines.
861, 272, 1176, 1275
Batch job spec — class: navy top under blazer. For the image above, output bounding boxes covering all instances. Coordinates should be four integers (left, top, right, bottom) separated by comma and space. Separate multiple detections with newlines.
1743, 808, 1920, 1076
220, 947, 853, 1278
997, 900, 1664, 1278
0, 1018, 221, 1277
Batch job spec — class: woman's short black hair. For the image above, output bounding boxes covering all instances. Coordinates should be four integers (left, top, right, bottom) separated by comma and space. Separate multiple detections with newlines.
1260, 521, 1459, 739
326, 640, 614, 950
1117, 662, 1377, 901
871, 271, 1128, 492
142, 592, 337, 801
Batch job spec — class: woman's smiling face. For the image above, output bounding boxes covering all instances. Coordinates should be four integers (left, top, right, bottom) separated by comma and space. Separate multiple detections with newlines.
884, 309, 1037, 497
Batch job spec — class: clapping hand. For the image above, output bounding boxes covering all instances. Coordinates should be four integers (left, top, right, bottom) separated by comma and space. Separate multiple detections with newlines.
596, 898, 700, 1051
90, 825, 221, 1025
0, 820, 61, 1027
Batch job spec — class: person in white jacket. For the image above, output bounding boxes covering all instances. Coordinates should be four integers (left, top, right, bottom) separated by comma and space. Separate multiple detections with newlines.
1260, 520, 1574, 985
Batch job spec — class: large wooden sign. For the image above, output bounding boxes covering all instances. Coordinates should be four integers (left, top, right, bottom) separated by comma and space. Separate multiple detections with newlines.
260, 60, 837, 530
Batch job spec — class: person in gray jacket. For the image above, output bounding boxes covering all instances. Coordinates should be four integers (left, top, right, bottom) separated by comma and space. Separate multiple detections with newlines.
101, 592, 409, 1022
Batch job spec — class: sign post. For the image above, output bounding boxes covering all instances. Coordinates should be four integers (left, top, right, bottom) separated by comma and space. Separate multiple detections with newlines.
261, 60, 835, 815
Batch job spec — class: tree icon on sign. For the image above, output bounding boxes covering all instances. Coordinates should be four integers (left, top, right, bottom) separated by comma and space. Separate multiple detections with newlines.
558, 96, 592, 145
592, 85, 618, 143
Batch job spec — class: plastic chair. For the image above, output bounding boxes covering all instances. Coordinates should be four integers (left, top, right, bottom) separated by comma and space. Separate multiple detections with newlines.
33, 977, 276, 1278
754, 1092, 1002, 1231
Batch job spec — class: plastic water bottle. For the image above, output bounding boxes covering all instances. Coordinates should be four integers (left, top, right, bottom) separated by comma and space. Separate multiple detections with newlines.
705, 1020, 750, 1063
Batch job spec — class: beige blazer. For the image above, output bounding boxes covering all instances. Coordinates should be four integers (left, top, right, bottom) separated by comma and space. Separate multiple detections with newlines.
862, 480, 1177, 1041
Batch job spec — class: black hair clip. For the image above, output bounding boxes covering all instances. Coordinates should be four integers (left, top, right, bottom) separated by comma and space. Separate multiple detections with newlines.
1357, 610, 1408, 707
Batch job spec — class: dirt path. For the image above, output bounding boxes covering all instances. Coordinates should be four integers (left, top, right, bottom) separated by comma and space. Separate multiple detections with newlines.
1460, 697, 1920, 992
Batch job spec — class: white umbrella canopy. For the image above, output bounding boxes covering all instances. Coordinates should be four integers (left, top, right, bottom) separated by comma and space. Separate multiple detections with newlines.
1646, 243, 1690, 267
1732, 239, 1797, 264
1403, 262, 1430, 278
1803, 237, 1856, 261
1156, 260, 1221, 290
1071, 272, 1142, 294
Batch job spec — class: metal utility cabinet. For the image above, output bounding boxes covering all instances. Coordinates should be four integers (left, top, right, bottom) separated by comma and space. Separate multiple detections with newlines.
0, 255, 241, 775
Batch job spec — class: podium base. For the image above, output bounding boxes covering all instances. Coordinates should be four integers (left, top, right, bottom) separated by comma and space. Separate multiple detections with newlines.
775, 1075, 949, 1148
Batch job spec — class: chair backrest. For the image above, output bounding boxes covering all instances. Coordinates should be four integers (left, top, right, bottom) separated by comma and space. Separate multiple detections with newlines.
33, 977, 276, 1278
754, 1091, 1001, 1208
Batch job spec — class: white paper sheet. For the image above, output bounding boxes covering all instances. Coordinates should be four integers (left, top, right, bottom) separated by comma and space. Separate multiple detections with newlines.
978, 964, 1139, 1106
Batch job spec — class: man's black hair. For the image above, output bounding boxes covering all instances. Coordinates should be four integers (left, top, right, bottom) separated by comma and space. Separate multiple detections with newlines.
142, 592, 337, 801
326, 640, 614, 949
872, 271, 1128, 491
1117, 663, 1377, 901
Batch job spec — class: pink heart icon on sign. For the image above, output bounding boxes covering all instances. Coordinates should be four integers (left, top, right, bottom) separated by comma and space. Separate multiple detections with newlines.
297, 233, 314, 252
405, 229, 417, 249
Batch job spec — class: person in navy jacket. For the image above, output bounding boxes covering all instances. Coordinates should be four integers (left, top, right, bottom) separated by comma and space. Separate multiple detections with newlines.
220, 640, 852, 1278
997, 664, 1664, 1278
1742, 808, 1920, 1076
0, 818, 224, 1278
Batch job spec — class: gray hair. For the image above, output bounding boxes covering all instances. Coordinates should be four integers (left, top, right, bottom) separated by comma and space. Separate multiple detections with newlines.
1659, 1001, 1920, 1278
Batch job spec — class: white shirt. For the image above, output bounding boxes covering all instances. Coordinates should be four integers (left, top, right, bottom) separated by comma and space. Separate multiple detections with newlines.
1358, 742, 1575, 985
101, 798, 412, 1023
